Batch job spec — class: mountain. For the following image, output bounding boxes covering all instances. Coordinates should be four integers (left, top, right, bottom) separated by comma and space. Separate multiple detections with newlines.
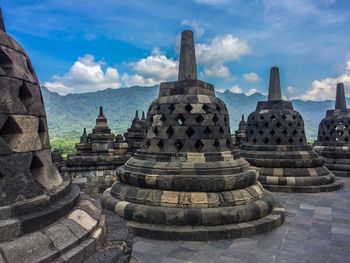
42, 86, 342, 141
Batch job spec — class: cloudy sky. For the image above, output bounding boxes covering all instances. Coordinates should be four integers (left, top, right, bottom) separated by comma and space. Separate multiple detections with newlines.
2, 0, 350, 100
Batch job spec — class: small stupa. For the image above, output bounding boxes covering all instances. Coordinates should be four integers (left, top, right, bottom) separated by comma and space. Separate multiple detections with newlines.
240, 67, 343, 192
232, 115, 247, 147
314, 83, 350, 177
124, 110, 146, 155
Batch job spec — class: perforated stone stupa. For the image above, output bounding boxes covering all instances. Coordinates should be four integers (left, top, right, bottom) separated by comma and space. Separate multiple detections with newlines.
232, 115, 247, 147
102, 30, 285, 240
240, 67, 343, 193
124, 110, 146, 155
66, 107, 130, 198
314, 83, 350, 177
0, 11, 107, 262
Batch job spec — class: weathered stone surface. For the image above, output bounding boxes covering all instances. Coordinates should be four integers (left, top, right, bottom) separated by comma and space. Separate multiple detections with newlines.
241, 67, 343, 193
102, 29, 284, 240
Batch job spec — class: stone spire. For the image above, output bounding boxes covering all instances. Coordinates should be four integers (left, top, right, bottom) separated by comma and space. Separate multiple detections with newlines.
268, 67, 282, 101
141, 111, 145, 120
241, 114, 245, 121
335, 83, 347, 110
99, 106, 104, 117
0, 8, 6, 32
178, 30, 197, 81
80, 128, 89, 143
135, 110, 139, 120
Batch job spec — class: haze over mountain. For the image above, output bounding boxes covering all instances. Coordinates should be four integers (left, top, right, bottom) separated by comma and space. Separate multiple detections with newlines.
42, 86, 344, 141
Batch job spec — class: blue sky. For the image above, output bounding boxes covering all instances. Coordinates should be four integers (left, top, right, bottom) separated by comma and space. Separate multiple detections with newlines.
2, 0, 350, 100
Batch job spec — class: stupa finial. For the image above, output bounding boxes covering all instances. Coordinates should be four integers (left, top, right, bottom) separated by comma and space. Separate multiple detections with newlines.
268, 67, 282, 101
0, 8, 6, 32
335, 83, 347, 110
99, 106, 104, 117
135, 110, 139, 120
178, 30, 197, 81
241, 114, 244, 121
142, 111, 145, 120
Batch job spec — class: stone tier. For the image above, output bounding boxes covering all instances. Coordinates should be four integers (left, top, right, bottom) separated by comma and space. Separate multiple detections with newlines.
241, 145, 343, 192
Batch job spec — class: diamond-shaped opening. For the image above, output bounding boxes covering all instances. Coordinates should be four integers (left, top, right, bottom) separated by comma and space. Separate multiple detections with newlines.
264, 122, 269, 128
0, 48, 12, 74
160, 114, 167, 123
26, 59, 36, 76
156, 105, 161, 111
263, 137, 269, 144
194, 140, 204, 151
276, 137, 282, 145
0, 117, 22, 147
270, 130, 276, 136
29, 154, 44, 182
157, 139, 164, 149
149, 115, 154, 123
226, 138, 231, 148
204, 127, 212, 136
270, 114, 276, 121
175, 140, 184, 150
145, 139, 151, 148
297, 122, 301, 127
216, 104, 221, 112
185, 127, 195, 138
0, 172, 3, 188
292, 115, 296, 120
288, 122, 293, 127
153, 127, 159, 136
252, 116, 255, 121
224, 115, 228, 126
213, 139, 220, 150
250, 130, 254, 135
18, 82, 33, 112
166, 127, 174, 138
301, 130, 305, 134
196, 114, 205, 124
219, 127, 225, 135
293, 129, 298, 136
282, 129, 288, 136
38, 118, 47, 145
176, 114, 186, 126
259, 115, 264, 120
252, 138, 257, 144
185, 104, 193, 113
202, 104, 210, 113
168, 104, 175, 113
325, 136, 329, 141
276, 122, 282, 128
288, 138, 294, 144
345, 137, 349, 142
299, 137, 303, 143
258, 130, 264, 135
282, 115, 287, 120
212, 114, 219, 124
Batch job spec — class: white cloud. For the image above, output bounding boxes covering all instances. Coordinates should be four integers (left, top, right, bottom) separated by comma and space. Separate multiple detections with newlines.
193, 0, 229, 5
196, 34, 250, 78
230, 85, 242, 93
215, 88, 226, 93
287, 86, 297, 95
122, 48, 178, 87
302, 60, 350, 100
44, 54, 121, 95
181, 20, 205, 37
243, 72, 261, 83
246, 88, 258, 96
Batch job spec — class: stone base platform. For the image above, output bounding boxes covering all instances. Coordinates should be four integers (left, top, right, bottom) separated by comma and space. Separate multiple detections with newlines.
262, 179, 343, 193
102, 188, 285, 241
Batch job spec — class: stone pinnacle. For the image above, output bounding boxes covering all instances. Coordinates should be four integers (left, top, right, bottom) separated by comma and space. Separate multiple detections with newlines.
135, 110, 139, 120
99, 106, 104, 117
268, 67, 282, 101
242, 115, 245, 121
0, 8, 5, 32
178, 30, 197, 81
335, 83, 347, 110
142, 111, 145, 120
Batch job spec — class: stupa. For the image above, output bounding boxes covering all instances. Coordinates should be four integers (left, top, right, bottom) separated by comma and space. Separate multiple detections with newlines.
0, 11, 107, 262
66, 107, 130, 198
233, 115, 247, 147
124, 110, 146, 155
240, 67, 343, 192
102, 30, 285, 240
314, 83, 350, 177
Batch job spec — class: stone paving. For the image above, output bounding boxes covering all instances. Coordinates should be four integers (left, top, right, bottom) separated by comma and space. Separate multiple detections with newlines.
132, 177, 350, 263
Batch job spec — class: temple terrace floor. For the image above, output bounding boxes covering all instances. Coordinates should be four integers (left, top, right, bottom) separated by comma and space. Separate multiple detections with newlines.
131, 177, 350, 263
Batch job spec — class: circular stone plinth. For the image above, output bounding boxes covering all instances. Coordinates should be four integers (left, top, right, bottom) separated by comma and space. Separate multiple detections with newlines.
127, 203, 284, 241
262, 179, 343, 193
102, 189, 285, 241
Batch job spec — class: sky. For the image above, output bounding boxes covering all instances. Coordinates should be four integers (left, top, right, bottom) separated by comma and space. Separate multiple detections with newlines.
2, 0, 350, 100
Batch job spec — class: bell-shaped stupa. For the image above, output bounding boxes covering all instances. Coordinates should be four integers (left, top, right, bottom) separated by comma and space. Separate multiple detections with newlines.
102, 30, 285, 240
240, 67, 343, 192
0, 10, 106, 262
314, 83, 350, 177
